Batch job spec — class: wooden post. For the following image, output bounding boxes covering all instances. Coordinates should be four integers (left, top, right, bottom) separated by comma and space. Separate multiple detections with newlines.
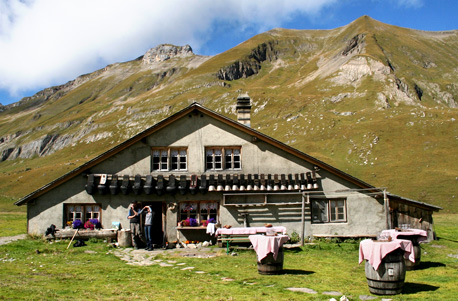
301, 193, 305, 246
384, 189, 390, 229
67, 228, 79, 249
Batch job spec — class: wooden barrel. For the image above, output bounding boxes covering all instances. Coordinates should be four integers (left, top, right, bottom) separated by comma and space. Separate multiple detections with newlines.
257, 248, 284, 275
117, 229, 132, 247
405, 244, 421, 270
365, 250, 406, 295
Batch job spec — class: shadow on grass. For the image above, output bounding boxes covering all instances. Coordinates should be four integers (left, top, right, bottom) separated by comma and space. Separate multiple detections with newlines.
281, 269, 315, 275
413, 261, 446, 270
437, 236, 458, 243
284, 247, 304, 253
402, 282, 439, 294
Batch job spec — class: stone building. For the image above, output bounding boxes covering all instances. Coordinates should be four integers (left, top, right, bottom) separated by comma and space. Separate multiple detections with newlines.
15, 97, 441, 245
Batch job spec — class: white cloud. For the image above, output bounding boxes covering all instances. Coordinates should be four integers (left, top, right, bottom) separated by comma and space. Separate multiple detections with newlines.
397, 0, 424, 8
0, 0, 337, 98
383, 0, 424, 8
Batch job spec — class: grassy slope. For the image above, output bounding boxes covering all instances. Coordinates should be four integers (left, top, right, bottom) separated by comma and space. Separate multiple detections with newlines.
0, 16, 457, 214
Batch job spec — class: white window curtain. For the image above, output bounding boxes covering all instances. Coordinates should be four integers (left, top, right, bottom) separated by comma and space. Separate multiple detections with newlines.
201, 202, 218, 210
180, 202, 198, 211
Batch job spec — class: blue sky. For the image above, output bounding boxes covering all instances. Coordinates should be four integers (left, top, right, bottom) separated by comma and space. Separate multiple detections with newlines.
1, 0, 457, 106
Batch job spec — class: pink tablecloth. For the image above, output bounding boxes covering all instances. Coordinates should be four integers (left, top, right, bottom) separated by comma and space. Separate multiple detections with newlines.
215, 226, 287, 236
249, 234, 290, 261
359, 239, 415, 270
381, 229, 428, 243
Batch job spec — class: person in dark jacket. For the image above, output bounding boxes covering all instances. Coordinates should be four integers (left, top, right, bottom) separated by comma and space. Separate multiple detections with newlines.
127, 201, 141, 249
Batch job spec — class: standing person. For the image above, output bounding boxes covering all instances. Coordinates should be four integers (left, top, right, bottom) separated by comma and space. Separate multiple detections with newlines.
127, 201, 141, 249
142, 206, 155, 251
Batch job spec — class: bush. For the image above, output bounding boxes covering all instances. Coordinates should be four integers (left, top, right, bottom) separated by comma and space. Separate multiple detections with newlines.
289, 231, 300, 244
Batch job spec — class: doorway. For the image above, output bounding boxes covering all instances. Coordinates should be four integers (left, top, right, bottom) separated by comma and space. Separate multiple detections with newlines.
141, 202, 164, 247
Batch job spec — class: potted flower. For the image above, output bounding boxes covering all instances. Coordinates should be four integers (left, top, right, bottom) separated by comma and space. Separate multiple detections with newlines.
189, 218, 198, 227
89, 218, 101, 229
72, 220, 83, 229
84, 220, 94, 230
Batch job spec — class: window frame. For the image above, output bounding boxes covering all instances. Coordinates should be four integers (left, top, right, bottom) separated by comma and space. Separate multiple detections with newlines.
171, 149, 187, 171
65, 204, 102, 226
179, 201, 219, 226
206, 146, 242, 171
311, 198, 347, 223
151, 147, 188, 172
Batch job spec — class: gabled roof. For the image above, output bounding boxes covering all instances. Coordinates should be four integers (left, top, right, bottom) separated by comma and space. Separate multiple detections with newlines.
14, 102, 391, 205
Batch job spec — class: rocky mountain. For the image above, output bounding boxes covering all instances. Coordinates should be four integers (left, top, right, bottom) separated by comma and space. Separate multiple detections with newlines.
1, 16, 457, 212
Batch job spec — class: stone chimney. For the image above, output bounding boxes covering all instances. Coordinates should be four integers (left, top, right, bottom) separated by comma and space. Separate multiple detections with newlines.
236, 93, 252, 127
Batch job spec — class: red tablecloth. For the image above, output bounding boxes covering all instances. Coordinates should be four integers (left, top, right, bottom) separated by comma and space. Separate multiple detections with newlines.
249, 234, 290, 261
380, 229, 428, 243
359, 239, 415, 270
215, 226, 287, 236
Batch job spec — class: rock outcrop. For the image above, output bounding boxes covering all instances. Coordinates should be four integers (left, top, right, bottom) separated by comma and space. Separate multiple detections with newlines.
217, 41, 278, 81
341, 34, 366, 56
142, 44, 194, 64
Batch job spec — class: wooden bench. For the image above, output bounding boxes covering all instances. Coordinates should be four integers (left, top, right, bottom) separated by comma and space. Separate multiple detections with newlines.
48, 229, 118, 242
215, 226, 288, 254
218, 234, 252, 254
312, 234, 377, 241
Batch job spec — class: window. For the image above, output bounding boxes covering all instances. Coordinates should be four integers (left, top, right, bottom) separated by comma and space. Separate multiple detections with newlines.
225, 148, 241, 169
152, 148, 187, 171
200, 202, 218, 222
206, 147, 241, 171
152, 149, 168, 171
179, 201, 218, 226
171, 149, 187, 170
311, 199, 346, 223
180, 202, 198, 221
330, 200, 346, 221
66, 204, 101, 224
85, 205, 100, 221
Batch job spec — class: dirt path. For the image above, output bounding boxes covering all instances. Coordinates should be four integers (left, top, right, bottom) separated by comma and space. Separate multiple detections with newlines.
0, 234, 27, 245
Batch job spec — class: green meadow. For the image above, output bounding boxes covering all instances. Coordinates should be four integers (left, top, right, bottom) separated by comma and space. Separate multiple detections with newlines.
0, 214, 456, 300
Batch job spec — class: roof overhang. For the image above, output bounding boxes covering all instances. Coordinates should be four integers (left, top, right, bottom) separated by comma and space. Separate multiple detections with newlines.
388, 193, 442, 212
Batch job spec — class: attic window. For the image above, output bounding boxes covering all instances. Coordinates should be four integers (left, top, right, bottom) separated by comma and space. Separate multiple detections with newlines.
206, 147, 241, 171
152, 148, 187, 171
225, 148, 241, 169
152, 149, 168, 171
171, 149, 187, 170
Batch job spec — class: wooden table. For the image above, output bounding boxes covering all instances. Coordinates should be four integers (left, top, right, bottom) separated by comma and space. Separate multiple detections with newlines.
380, 229, 427, 269
359, 239, 414, 295
249, 234, 290, 261
249, 234, 290, 275
380, 229, 427, 243
359, 239, 414, 269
